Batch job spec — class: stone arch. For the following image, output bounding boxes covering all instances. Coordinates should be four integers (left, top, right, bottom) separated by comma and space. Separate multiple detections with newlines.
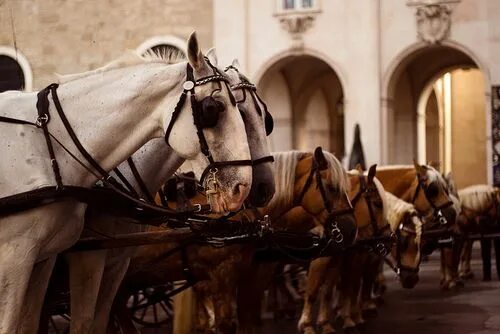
0, 46, 33, 91
256, 52, 345, 157
381, 41, 491, 187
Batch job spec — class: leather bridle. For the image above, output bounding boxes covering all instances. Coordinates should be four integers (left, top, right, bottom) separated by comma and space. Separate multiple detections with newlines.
411, 175, 454, 229
390, 213, 421, 276
350, 174, 393, 256
224, 65, 274, 168
164, 60, 254, 189
294, 158, 354, 245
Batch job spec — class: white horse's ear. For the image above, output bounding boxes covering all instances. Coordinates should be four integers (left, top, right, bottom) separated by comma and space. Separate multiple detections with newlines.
206, 48, 218, 66
187, 31, 205, 71
231, 58, 241, 69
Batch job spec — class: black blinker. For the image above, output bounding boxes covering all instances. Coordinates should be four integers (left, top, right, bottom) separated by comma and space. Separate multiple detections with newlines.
265, 110, 274, 136
199, 97, 224, 128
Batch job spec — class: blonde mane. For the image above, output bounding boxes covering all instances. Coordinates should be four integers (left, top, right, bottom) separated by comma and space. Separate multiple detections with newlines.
266, 150, 348, 214
266, 151, 307, 213
458, 184, 499, 212
385, 192, 422, 242
58, 48, 186, 84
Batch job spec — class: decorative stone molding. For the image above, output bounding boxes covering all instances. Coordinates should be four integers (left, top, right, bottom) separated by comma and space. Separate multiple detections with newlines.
407, 0, 460, 44
277, 13, 315, 50
279, 14, 314, 36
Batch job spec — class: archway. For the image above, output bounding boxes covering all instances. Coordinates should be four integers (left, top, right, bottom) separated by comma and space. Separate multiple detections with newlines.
384, 44, 488, 188
0, 46, 32, 92
257, 55, 344, 158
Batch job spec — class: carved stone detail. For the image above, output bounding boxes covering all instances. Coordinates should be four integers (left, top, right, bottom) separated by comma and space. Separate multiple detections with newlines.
279, 14, 315, 37
408, 0, 460, 44
278, 14, 315, 49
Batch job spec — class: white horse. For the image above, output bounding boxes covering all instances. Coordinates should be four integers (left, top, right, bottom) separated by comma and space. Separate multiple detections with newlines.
0, 32, 253, 333
59, 55, 275, 334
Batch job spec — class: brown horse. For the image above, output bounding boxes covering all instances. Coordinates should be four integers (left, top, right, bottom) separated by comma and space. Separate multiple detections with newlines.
359, 192, 423, 322
458, 185, 500, 281
118, 148, 357, 333
375, 162, 459, 290
298, 165, 390, 334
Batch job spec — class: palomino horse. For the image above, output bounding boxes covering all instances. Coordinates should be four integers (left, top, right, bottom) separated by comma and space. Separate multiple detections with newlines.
375, 163, 459, 290
458, 185, 500, 281
123, 148, 357, 333
46, 55, 275, 334
0, 32, 255, 333
359, 192, 424, 320
298, 165, 389, 334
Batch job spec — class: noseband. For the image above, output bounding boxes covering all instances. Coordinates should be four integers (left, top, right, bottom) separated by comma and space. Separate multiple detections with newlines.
350, 174, 392, 256
164, 60, 254, 193
294, 159, 354, 245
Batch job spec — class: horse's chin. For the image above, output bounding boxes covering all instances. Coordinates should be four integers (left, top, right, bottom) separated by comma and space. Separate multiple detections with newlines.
208, 193, 246, 215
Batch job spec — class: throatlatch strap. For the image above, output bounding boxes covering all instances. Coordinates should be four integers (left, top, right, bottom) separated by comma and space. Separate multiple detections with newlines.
36, 84, 63, 189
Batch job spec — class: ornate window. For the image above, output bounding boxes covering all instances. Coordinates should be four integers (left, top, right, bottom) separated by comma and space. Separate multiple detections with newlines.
281, 0, 316, 11
136, 36, 187, 60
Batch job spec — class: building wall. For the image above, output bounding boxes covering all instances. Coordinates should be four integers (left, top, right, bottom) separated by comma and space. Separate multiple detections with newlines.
0, 0, 213, 89
451, 68, 487, 188
214, 0, 499, 178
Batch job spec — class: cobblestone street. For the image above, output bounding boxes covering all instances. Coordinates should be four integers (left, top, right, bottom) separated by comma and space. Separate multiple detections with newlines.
262, 246, 500, 334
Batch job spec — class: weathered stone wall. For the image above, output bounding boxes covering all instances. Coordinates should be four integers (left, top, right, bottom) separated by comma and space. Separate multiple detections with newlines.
0, 0, 213, 89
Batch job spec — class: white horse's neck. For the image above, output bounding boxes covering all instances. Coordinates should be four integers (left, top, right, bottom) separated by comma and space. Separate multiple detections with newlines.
53, 62, 186, 185
117, 139, 185, 196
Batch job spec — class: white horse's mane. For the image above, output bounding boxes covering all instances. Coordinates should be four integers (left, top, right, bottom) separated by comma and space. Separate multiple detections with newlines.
266, 150, 348, 213
58, 48, 186, 83
458, 184, 499, 212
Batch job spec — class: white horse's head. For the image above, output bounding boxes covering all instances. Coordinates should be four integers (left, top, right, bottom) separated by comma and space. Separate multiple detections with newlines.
162, 33, 252, 213
222, 57, 276, 208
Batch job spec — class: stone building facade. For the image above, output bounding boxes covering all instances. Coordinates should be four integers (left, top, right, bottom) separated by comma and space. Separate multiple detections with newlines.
1, 0, 499, 188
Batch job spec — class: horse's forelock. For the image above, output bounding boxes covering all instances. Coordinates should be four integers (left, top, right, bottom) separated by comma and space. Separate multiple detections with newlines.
322, 151, 349, 194
385, 192, 418, 232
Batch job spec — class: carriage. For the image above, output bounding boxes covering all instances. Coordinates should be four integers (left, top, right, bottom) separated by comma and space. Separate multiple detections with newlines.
1, 30, 498, 334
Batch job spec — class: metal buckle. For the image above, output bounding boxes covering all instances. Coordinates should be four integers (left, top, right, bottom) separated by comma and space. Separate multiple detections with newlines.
375, 242, 388, 256
330, 221, 344, 244
205, 168, 219, 197
193, 203, 202, 212
36, 114, 49, 127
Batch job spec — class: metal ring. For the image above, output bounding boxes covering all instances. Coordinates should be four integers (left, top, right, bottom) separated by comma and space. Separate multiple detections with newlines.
36, 114, 49, 127
439, 216, 447, 225
333, 231, 344, 244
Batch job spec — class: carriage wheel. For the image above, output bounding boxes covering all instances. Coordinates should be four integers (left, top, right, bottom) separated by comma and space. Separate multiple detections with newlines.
127, 283, 174, 328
